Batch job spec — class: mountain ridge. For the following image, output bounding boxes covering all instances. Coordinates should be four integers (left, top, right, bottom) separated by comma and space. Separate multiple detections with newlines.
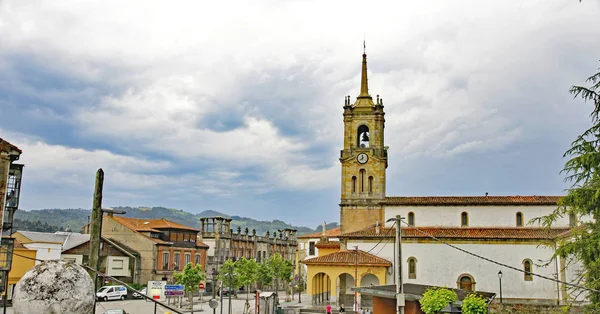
13, 206, 339, 236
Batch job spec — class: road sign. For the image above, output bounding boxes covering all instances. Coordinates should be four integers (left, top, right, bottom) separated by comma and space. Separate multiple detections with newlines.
147, 281, 167, 302
209, 299, 219, 309
199, 282, 205, 289
164, 284, 185, 296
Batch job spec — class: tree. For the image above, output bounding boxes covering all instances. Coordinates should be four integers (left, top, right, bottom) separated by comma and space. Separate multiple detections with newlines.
235, 257, 259, 306
461, 294, 487, 314
419, 287, 457, 314
218, 259, 241, 294
256, 261, 274, 290
534, 62, 600, 311
173, 262, 205, 309
267, 253, 293, 301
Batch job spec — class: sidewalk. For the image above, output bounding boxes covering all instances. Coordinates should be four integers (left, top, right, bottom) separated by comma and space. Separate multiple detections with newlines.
168, 292, 312, 313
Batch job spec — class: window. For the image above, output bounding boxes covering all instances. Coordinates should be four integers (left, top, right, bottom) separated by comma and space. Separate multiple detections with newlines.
461, 212, 469, 227
357, 125, 370, 148
309, 242, 315, 255
185, 253, 191, 266
523, 259, 533, 281
162, 252, 169, 270
368, 176, 373, 193
408, 257, 417, 279
352, 176, 357, 193
458, 274, 474, 291
408, 212, 415, 226
150, 233, 160, 239
360, 169, 366, 192
569, 213, 576, 227
195, 254, 201, 265
112, 259, 124, 270
174, 252, 181, 270
516, 212, 524, 227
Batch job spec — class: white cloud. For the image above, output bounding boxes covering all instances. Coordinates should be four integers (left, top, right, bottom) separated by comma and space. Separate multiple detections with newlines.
1, 0, 599, 217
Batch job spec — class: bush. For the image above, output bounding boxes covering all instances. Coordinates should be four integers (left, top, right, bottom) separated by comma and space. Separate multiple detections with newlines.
420, 287, 458, 314
461, 294, 487, 314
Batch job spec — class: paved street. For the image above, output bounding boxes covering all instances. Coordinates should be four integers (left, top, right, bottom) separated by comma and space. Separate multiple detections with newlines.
2, 293, 311, 314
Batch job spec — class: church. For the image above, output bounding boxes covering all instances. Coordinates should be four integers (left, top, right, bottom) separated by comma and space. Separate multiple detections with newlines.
300, 51, 580, 310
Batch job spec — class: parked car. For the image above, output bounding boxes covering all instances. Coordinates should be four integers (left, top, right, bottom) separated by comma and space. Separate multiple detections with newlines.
217, 287, 237, 297
103, 310, 128, 314
97, 285, 128, 301
132, 287, 147, 299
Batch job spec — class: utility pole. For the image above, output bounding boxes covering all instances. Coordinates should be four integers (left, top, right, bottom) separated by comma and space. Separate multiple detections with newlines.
395, 215, 404, 314
88, 169, 103, 287
354, 246, 358, 313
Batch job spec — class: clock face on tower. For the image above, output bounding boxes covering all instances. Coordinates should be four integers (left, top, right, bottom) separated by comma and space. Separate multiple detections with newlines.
357, 153, 368, 164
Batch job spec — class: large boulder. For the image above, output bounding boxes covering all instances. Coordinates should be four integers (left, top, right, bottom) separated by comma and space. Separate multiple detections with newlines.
13, 260, 95, 314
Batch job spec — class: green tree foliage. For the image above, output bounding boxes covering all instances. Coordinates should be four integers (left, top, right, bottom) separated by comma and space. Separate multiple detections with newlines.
235, 257, 259, 303
461, 294, 487, 314
218, 259, 241, 293
419, 287, 458, 314
534, 63, 600, 310
257, 261, 274, 290
173, 262, 205, 308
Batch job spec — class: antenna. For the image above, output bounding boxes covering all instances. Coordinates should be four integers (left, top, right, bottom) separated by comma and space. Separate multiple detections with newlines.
363, 33, 366, 54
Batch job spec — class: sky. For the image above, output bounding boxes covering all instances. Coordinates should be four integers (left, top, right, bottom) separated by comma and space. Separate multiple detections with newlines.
1, 0, 599, 227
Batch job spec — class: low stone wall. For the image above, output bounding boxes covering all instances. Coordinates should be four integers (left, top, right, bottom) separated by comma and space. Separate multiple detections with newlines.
489, 303, 584, 314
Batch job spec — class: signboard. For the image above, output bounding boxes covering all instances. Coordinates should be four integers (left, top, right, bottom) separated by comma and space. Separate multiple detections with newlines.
165, 284, 185, 296
147, 281, 167, 302
199, 282, 205, 289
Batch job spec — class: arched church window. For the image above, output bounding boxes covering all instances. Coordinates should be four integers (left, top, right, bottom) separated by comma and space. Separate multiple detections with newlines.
368, 176, 373, 193
523, 259, 533, 281
352, 176, 357, 193
357, 125, 370, 148
360, 169, 366, 192
516, 212, 523, 227
461, 212, 469, 227
408, 212, 415, 226
408, 257, 417, 279
458, 274, 475, 291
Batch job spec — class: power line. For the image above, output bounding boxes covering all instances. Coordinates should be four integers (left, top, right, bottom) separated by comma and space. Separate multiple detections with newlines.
399, 220, 600, 294
366, 220, 396, 254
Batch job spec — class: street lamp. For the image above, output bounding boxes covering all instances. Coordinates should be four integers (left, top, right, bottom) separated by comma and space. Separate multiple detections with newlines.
227, 273, 237, 314
498, 270, 503, 304
211, 269, 219, 314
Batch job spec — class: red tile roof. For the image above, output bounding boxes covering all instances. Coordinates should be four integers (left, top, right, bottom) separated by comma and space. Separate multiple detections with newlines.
341, 226, 570, 240
302, 250, 392, 267
298, 227, 341, 239
382, 196, 562, 206
315, 240, 341, 249
113, 216, 199, 232
0, 138, 22, 154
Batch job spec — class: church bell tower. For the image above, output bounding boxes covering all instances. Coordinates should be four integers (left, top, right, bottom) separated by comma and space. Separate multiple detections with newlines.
339, 50, 387, 234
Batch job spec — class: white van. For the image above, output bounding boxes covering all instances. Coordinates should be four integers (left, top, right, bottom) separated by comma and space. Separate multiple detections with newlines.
96, 285, 128, 301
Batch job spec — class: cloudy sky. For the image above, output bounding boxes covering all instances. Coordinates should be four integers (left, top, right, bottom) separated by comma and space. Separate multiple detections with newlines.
1, 0, 599, 227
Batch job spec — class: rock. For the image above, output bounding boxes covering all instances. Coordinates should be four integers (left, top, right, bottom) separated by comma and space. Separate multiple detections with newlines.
13, 260, 95, 314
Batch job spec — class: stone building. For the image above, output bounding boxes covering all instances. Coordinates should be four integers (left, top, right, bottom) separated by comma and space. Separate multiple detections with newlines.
99, 215, 209, 284
301, 51, 581, 309
199, 217, 297, 276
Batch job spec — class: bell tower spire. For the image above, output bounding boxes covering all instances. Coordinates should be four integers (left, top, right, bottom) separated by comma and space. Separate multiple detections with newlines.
359, 40, 371, 98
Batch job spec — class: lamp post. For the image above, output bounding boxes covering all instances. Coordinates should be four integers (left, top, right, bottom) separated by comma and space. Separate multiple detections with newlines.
498, 270, 503, 304
211, 269, 219, 314
227, 273, 237, 314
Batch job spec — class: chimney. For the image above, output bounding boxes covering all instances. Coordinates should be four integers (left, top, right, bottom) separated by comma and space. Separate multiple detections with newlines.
376, 220, 380, 234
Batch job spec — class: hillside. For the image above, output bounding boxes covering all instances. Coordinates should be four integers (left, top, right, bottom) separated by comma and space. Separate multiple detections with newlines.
13, 207, 338, 235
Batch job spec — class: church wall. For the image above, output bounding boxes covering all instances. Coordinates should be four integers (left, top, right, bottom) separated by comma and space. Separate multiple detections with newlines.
384, 205, 570, 228
347, 240, 574, 302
